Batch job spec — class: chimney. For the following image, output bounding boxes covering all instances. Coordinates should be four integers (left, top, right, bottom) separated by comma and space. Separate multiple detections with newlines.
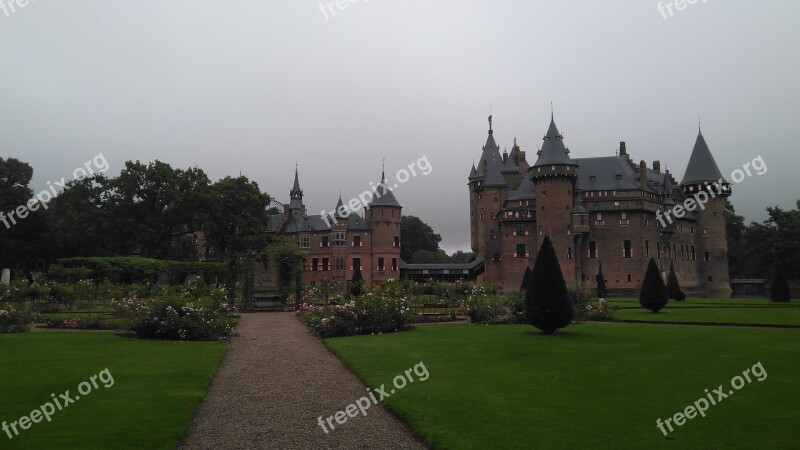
653, 160, 661, 172
619, 141, 627, 156
639, 160, 648, 185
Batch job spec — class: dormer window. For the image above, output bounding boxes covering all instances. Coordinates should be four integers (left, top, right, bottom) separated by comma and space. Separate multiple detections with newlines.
615, 174, 623, 180
590, 175, 597, 181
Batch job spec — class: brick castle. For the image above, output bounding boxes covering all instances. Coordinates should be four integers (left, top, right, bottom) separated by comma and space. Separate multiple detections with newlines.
469, 115, 732, 296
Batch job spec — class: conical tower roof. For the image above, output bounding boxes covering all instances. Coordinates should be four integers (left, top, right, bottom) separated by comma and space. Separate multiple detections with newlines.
533, 117, 576, 168
367, 169, 401, 208
680, 130, 727, 185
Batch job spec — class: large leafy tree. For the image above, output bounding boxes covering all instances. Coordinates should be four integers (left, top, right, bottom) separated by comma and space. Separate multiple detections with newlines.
410, 249, 451, 264
525, 236, 573, 334
400, 215, 442, 262
0, 157, 49, 268
744, 200, 800, 280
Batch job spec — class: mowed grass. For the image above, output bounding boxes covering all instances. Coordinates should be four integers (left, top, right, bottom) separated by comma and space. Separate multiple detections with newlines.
608, 297, 800, 326
326, 323, 800, 449
0, 333, 227, 450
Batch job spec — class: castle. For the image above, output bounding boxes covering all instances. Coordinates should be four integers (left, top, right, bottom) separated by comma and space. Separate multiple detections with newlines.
265, 168, 402, 290
469, 115, 732, 296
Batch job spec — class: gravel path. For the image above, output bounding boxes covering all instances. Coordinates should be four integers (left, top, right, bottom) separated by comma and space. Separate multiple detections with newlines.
179, 312, 429, 450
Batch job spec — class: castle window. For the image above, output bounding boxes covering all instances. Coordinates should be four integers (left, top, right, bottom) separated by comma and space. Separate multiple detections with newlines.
393, 236, 400, 248
623, 240, 633, 258
539, 226, 543, 237
322, 258, 330, 271
377, 258, 385, 271
321, 236, 330, 248
334, 256, 345, 271
567, 247, 573, 259
657, 242, 662, 259
708, 276, 713, 282
543, 190, 547, 196
620, 212, 629, 225
589, 241, 597, 259
311, 258, 319, 272
703, 229, 708, 237
627, 274, 632, 283
492, 253, 500, 262
490, 230, 496, 240
515, 244, 528, 258
300, 234, 310, 249
333, 232, 346, 247
645, 240, 650, 258
351, 257, 362, 271
691, 245, 696, 260
391, 258, 398, 272
352, 235, 362, 247
704, 252, 710, 262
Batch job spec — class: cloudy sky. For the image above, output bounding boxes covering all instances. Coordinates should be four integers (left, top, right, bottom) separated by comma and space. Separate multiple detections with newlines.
1, 0, 797, 253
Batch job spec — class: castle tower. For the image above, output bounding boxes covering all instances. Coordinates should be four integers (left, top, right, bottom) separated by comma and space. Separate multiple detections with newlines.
288, 166, 305, 219
679, 129, 732, 297
366, 168, 402, 286
530, 116, 579, 287
469, 115, 507, 282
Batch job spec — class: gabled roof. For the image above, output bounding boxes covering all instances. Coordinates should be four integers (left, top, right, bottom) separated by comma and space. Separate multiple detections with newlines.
367, 170, 401, 208
533, 118, 576, 167
501, 140, 522, 173
575, 156, 641, 190
681, 131, 727, 185
507, 173, 536, 201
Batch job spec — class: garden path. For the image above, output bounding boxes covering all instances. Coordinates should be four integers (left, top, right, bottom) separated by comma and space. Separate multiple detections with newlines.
180, 312, 428, 450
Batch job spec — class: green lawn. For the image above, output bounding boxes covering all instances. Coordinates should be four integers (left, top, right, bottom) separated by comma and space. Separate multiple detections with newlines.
608, 297, 800, 326
326, 323, 800, 449
0, 333, 227, 449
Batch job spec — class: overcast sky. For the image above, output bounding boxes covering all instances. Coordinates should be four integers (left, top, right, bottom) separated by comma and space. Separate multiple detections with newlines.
1, 0, 798, 253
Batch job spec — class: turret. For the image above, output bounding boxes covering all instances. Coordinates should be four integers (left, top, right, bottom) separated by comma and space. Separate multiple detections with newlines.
288, 167, 305, 218
679, 128, 731, 297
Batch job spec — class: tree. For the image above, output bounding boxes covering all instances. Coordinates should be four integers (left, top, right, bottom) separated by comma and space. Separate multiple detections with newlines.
596, 262, 607, 298
724, 199, 747, 278
520, 266, 532, 292
400, 215, 442, 262
743, 200, 800, 280
666, 261, 686, 301
410, 249, 451, 264
450, 250, 474, 263
639, 259, 668, 313
770, 263, 791, 302
525, 236, 574, 334
350, 266, 364, 297
0, 157, 49, 270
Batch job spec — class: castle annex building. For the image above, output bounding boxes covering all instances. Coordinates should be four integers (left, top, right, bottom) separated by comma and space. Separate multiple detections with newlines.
267, 168, 402, 290
469, 115, 731, 296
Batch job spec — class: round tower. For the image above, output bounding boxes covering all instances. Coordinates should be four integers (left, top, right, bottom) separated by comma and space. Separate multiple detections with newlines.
680, 129, 732, 297
530, 115, 579, 288
366, 169, 402, 286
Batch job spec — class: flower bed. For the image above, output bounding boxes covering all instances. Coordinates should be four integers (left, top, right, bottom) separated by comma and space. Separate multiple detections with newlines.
297, 294, 413, 338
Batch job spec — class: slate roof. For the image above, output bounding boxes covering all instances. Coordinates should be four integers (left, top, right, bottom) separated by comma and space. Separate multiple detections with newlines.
533, 118, 576, 167
507, 172, 536, 201
367, 170, 401, 208
575, 156, 641, 190
681, 131, 727, 185
501, 140, 522, 173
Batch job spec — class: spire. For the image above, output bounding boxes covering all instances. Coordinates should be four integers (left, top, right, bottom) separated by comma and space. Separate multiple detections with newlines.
680, 129, 727, 185
469, 161, 478, 179
368, 167, 401, 208
533, 116, 575, 168
663, 170, 675, 205
289, 166, 303, 211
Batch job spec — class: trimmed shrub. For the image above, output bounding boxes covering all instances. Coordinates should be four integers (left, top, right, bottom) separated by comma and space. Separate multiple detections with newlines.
639, 259, 669, 313
666, 261, 686, 301
525, 236, 574, 334
520, 266, 532, 292
350, 267, 364, 297
596, 262, 607, 298
770, 264, 791, 302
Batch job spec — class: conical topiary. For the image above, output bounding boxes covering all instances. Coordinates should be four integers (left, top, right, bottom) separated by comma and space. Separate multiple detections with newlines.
520, 266, 532, 292
770, 263, 791, 302
639, 258, 669, 313
350, 266, 364, 297
525, 236, 574, 334
666, 260, 686, 301
596, 262, 607, 298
